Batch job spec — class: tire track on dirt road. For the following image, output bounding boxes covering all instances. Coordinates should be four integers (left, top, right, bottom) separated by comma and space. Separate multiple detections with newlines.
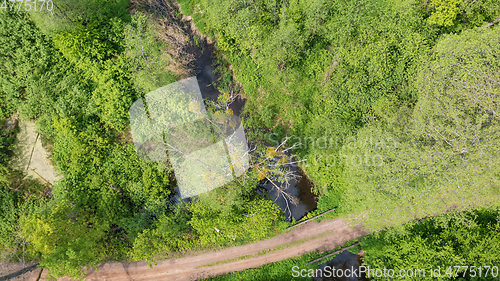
46, 218, 366, 281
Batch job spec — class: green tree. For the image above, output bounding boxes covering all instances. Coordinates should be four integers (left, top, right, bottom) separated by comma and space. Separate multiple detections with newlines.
362, 209, 500, 280
29, 0, 130, 35
0, 11, 56, 119
123, 12, 178, 95
340, 25, 500, 231
423, 0, 500, 29
21, 201, 108, 280
427, 0, 464, 27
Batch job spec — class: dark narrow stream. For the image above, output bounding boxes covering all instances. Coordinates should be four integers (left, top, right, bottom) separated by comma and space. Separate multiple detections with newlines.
259, 163, 317, 221
168, 13, 317, 220
195, 46, 245, 116
314, 251, 368, 281
198, 56, 317, 220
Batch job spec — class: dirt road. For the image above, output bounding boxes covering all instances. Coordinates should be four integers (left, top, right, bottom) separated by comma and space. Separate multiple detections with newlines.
21, 218, 365, 280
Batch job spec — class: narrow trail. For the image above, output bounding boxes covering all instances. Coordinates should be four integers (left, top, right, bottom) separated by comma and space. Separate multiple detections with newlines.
18, 218, 365, 280
54, 218, 366, 280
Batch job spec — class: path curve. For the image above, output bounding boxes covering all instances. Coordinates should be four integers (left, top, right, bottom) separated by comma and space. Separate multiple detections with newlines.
25, 218, 366, 280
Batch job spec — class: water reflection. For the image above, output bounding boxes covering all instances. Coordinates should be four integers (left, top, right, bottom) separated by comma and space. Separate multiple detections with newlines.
190, 48, 316, 220
196, 53, 246, 119
314, 251, 368, 281
260, 163, 317, 221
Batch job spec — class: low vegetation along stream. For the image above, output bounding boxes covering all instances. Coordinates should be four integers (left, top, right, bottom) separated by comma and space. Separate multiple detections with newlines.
184, 31, 318, 222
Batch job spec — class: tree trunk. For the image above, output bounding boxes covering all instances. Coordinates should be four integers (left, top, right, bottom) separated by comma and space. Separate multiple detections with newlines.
484, 17, 500, 28
0, 263, 40, 281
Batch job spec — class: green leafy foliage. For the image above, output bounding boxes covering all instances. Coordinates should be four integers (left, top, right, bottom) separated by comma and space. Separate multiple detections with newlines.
361, 209, 500, 280
2, 0, 499, 277
189, 195, 282, 246
340, 25, 500, 230
178, 0, 437, 214
0, 11, 55, 119
0, 127, 15, 164
423, 0, 500, 30
0, 165, 47, 263
180, 0, 500, 219
130, 171, 286, 263
129, 203, 195, 263
50, 15, 136, 130
29, 0, 130, 35
427, 0, 465, 27
21, 201, 108, 280
1, 4, 180, 276
124, 12, 178, 95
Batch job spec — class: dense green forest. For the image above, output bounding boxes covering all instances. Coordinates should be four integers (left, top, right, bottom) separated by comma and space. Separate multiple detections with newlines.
0, 0, 499, 279
0, 3, 287, 279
